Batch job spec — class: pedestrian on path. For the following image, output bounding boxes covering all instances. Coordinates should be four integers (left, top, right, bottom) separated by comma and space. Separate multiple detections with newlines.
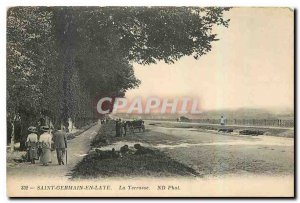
119, 119, 123, 136
53, 127, 68, 165
220, 115, 226, 126
39, 126, 52, 166
26, 126, 38, 164
115, 119, 121, 137
122, 121, 127, 136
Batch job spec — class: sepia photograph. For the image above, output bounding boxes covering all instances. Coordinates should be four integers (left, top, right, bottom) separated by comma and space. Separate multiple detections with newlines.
6, 6, 294, 197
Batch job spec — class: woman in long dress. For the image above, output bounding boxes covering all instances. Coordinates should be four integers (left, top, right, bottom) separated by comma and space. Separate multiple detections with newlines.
39, 126, 52, 166
26, 126, 38, 164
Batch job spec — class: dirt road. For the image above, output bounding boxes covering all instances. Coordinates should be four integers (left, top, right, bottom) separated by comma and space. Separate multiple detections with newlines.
105, 122, 294, 177
7, 124, 101, 180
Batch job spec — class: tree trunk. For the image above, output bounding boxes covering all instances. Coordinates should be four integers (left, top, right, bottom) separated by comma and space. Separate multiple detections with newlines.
19, 119, 26, 151
73, 117, 76, 129
10, 121, 15, 152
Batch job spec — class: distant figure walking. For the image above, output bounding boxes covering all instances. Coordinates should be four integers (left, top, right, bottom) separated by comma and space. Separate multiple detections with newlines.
220, 115, 226, 126
119, 119, 123, 136
26, 126, 38, 164
115, 119, 121, 137
39, 126, 52, 166
122, 121, 127, 136
53, 127, 68, 165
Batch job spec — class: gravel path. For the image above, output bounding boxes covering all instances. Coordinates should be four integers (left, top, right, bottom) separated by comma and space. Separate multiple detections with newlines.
7, 124, 101, 180
117, 123, 294, 176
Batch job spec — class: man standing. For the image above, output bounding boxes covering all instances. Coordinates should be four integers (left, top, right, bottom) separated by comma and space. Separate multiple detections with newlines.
53, 127, 68, 165
118, 119, 123, 136
115, 119, 120, 137
220, 115, 226, 126
122, 121, 127, 136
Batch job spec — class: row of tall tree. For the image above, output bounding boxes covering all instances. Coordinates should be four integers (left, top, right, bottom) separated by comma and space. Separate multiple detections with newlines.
7, 7, 230, 150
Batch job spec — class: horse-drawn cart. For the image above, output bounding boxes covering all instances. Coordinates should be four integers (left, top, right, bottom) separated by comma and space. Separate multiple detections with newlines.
127, 120, 145, 133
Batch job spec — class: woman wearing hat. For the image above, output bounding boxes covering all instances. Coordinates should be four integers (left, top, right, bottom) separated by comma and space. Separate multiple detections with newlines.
26, 126, 38, 164
39, 126, 52, 166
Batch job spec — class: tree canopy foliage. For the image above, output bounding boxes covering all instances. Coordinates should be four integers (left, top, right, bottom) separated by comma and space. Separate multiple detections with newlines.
7, 6, 230, 148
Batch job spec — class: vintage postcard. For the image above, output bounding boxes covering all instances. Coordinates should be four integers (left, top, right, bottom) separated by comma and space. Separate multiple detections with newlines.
6, 7, 294, 197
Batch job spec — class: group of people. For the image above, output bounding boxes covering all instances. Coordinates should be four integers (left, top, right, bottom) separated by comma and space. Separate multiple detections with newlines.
26, 125, 68, 166
115, 119, 127, 137
100, 118, 109, 124
114, 118, 145, 137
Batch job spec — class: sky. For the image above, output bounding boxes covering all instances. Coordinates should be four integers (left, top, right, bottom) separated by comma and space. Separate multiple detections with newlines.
125, 8, 294, 111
